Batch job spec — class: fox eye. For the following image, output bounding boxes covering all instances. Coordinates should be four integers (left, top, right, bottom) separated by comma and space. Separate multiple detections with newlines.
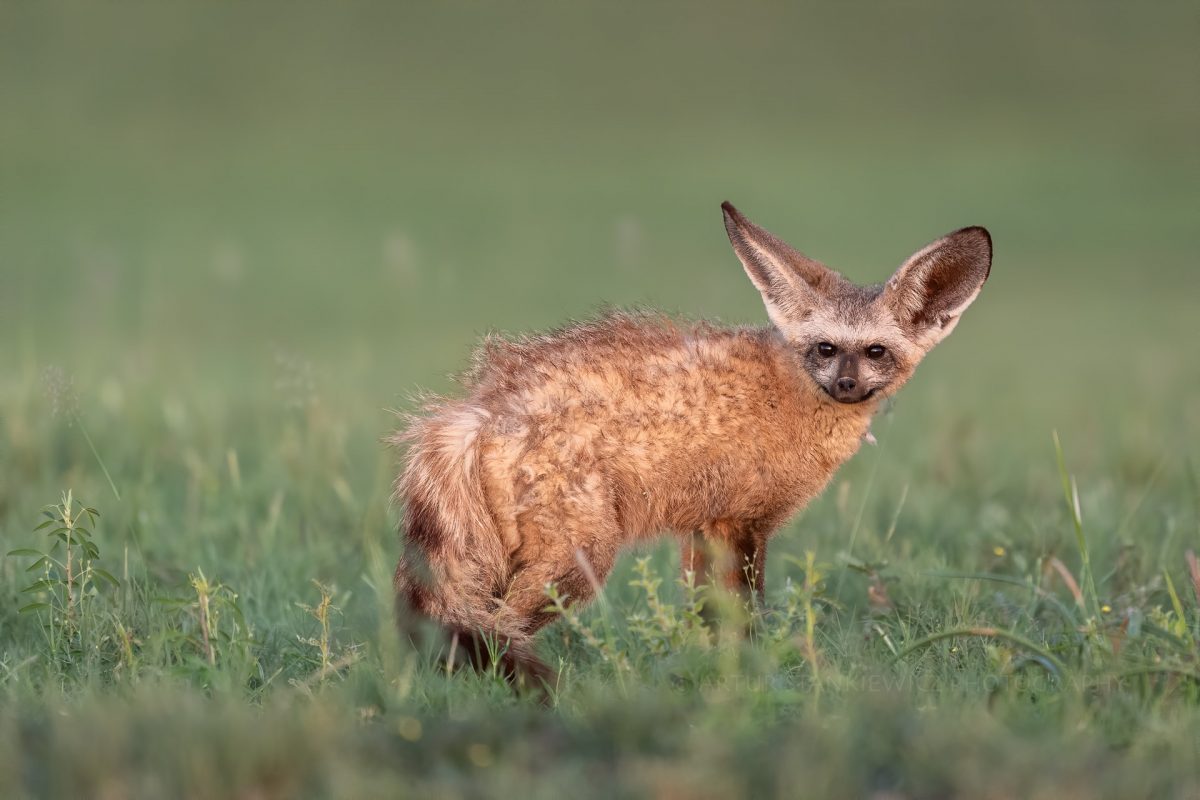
865, 344, 886, 360
816, 342, 837, 358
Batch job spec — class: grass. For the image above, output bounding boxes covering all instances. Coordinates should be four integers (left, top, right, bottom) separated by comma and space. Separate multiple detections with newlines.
2, 2, 1199, 798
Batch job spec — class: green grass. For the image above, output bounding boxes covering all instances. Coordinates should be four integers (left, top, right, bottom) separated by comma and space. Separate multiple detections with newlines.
2, 3, 1199, 798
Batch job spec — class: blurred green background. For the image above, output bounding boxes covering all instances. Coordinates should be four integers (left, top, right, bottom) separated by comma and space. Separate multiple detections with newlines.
4, 2, 1197, 421
1, 3, 1198, 796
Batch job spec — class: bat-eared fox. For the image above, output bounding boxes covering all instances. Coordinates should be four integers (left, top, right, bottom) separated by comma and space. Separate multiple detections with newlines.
391, 202, 991, 690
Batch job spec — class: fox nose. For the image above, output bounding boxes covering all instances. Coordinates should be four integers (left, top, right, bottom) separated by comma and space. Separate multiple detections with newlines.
836, 377, 857, 392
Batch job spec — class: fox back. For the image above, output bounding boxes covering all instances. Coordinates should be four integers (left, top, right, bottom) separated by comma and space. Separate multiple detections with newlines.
392, 202, 991, 687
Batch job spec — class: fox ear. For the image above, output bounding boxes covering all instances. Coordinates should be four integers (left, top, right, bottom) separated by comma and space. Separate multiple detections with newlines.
882, 226, 992, 348
721, 201, 849, 328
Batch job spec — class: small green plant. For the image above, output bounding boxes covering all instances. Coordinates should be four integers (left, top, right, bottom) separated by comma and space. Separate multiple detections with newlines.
298, 580, 338, 678
7, 490, 119, 670
155, 568, 258, 689
293, 580, 361, 688
627, 555, 710, 655
544, 582, 631, 675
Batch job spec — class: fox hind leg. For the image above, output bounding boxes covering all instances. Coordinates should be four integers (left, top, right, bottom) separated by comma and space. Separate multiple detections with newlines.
488, 503, 622, 690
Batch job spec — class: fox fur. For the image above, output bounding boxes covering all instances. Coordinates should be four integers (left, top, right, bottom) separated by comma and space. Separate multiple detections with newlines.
391, 201, 992, 685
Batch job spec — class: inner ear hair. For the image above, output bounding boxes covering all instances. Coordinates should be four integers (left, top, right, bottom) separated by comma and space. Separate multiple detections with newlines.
721, 201, 852, 298
887, 226, 992, 330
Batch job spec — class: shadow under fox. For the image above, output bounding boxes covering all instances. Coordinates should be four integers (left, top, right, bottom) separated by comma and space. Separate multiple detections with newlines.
391, 202, 992, 686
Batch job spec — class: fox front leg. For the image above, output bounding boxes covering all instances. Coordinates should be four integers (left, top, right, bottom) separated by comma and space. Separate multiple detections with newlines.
681, 520, 771, 600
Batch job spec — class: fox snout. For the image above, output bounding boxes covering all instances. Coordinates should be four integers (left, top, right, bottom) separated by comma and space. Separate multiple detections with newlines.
828, 353, 875, 404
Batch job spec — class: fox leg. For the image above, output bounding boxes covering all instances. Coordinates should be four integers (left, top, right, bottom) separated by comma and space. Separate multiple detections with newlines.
680, 530, 713, 583
683, 519, 771, 600
499, 537, 620, 633
487, 502, 622, 692
728, 524, 768, 599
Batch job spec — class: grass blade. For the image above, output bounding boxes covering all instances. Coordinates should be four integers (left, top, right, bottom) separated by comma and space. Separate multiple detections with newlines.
1052, 431, 1100, 618
895, 625, 1068, 679
73, 412, 121, 501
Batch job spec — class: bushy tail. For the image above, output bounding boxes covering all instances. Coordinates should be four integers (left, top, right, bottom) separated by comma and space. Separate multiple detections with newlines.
390, 401, 507, 633
389, 400, 560, 695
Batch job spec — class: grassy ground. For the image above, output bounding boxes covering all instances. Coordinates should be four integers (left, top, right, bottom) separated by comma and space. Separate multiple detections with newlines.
2, 3, 1199, 798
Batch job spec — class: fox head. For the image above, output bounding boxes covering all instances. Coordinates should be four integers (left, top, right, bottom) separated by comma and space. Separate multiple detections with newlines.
722, 201, 991, 405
